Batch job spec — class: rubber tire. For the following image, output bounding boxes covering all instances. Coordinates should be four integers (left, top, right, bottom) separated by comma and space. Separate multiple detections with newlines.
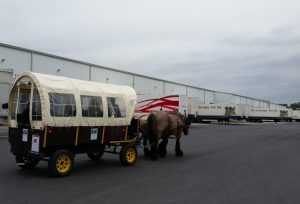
119, 144, 137, 166
48, 149, 74, 177
16, 155, 39, 169
87, 146, 105, 161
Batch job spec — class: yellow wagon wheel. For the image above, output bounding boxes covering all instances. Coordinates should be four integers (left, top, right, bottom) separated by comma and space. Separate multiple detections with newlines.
120, 144, 137, 166
48, 149, 74, 177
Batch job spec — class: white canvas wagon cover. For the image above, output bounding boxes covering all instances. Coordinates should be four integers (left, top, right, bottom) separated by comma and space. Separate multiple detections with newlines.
9, 71, 137, 129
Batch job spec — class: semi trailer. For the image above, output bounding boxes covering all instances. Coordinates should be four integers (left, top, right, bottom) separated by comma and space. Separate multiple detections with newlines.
292, 110, 300, 122
135, 94, 188, 115
135, 94, 295, 124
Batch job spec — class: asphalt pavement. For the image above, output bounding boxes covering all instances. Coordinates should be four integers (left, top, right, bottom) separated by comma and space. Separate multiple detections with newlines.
0, 128, 7, 138
0, 122, 300, 204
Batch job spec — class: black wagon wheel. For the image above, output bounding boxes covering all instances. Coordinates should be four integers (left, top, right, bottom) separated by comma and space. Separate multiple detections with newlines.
87, 145, 105, 161
16, 155, 39, 169
119, 144, 137, 166
48, 149, 74, 177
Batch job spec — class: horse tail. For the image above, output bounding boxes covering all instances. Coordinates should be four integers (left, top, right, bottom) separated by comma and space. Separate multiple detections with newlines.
147, 113, 156, 144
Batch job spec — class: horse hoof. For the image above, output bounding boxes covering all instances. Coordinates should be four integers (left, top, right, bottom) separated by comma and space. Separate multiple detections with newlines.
151, 156, 158, 160
176, 151, 184, 156
159, 152, 166, 158
144, 148, 151, 158
158, 148, 167, 157
150, 153, 158, 160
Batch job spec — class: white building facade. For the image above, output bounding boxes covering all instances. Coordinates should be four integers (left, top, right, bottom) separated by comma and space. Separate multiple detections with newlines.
0, 43, 282, 116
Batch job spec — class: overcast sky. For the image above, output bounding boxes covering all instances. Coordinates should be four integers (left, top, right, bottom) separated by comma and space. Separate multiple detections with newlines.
1, 0, 300, 104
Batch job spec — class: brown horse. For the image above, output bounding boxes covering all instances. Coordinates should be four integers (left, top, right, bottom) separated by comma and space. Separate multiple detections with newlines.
140, 111, 190, 160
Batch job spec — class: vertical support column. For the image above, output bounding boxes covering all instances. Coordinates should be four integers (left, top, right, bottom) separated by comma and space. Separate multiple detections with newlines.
101, 127, 105, 144
132, 75, 135, 89
75, 126, 79, 146
89, 65, 92, 81
30, 52, 33, 71
43, 127, 48, 148
124, 126, 128, 141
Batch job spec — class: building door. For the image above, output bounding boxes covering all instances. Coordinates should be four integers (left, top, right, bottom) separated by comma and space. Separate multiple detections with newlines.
0, 69, 13, 118
0, 83, 10, 118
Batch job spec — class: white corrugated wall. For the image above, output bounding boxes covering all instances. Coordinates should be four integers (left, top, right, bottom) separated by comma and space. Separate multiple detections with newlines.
187, 87, 205, 103
240, 97, 247, 104
165, 82, 187, 95
0, 46, 31, 74
214, 92, 234, 104
91, 67, 133, 87
134, 76, 164, 96
205, 91, 215, 104
0, 44, 275, 108
33, 54, 90, 80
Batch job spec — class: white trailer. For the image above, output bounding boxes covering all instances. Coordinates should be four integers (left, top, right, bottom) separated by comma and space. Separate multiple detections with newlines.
279, 108, 293, 122
292, 110, 300, 122
235, 104, 249, 119
247, 107, 280, 122
135, 94, 188, 115
197, 104, 243, 122
187, 98, 246, 123
187, 97, 201, 117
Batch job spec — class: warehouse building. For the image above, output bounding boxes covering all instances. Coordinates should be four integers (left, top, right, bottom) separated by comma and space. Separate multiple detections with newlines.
0, 43, 282, 117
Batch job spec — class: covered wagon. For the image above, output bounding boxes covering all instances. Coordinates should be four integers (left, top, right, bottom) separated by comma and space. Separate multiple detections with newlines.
8, 71, 139, 176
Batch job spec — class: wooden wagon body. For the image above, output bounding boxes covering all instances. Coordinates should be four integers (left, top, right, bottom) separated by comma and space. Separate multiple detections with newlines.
8, 71, 139, 176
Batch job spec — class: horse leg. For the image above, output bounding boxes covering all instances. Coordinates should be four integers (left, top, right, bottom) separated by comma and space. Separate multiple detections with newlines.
175, 140, 183, 156
143, 133, 151, 158
147, 113, 159, 160
175, 133, 183, 156
158, 136, 168, 157
150, 140, 158, 160
148, 132, 159, 160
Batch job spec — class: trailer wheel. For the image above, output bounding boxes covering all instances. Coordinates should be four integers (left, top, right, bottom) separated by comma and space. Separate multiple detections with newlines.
16, 155, 39, 169
120, 144, 137, 166
87, 145, 105, 161
48, 149, 74, 177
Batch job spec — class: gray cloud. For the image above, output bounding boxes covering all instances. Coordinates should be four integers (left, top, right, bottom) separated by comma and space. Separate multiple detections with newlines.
1, 0, 300, 104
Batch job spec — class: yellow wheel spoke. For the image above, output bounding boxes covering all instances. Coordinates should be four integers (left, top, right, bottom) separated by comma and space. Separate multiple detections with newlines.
56, 154, 71, 173
125, 148, 136, 163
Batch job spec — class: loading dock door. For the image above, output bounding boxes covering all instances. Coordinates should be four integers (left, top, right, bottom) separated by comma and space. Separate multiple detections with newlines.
0, 83, 10, 118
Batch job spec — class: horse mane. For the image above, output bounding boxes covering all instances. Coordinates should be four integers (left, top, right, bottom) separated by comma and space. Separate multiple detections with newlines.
168, 111, 185, 123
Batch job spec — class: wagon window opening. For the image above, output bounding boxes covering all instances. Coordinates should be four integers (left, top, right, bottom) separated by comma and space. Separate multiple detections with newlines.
10, 87, 18, 120
80, 95, 103, 117
18, 91, 30, 115
107, 97, 126, 118
32, 87, 42, 121
49, 93, 76, 117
